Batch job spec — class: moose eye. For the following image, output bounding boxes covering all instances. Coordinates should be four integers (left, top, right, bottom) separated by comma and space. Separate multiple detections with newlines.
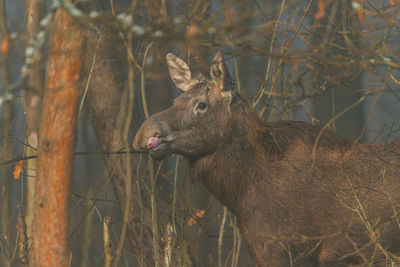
198, 102, 207, 110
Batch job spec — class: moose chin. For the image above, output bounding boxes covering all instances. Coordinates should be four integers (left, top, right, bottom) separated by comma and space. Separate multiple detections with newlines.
134, 52, 400, 266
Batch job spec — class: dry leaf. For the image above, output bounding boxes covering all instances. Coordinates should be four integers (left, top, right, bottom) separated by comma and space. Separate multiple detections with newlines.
390, 0, 395, 6
1, 34, 10, 56
186, 24, 198, 38
357, 9, 365, 22
314, 0, 326, 20
13, 160, 23, 180
188, 209, 205, 226
225, 5, 233, 26
357, 1, 365, 22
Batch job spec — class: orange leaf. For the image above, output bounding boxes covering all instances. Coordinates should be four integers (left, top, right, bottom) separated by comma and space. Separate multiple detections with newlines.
13, 160, 23, 180
188, 209, 205, 226
355, 1, 365, 22
186, 24, 198, 38
1, 34, 10, 56
357, 9, 365, 22
314, 0, 326, 20
225, 5, 233, 26
390, 0, 395, 6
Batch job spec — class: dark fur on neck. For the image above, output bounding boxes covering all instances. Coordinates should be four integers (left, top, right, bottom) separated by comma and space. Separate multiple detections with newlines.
190, 94, 352, 214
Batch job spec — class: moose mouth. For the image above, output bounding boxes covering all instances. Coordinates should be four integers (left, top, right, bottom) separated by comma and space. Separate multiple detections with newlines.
146, 136, 170, 159
146, 136, 163, 150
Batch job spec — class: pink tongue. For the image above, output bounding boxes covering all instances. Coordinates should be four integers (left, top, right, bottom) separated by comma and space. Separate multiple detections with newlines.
146, 137, 162, 149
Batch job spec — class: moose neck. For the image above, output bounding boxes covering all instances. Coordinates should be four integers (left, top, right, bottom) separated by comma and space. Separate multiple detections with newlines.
190, 97, 277, 214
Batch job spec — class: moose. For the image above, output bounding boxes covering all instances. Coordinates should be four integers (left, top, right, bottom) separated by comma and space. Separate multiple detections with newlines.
134, 52, 400, 266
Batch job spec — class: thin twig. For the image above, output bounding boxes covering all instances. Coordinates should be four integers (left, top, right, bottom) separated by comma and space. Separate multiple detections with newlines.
79, 26, 103, 116
113, 30, 136, 267
310, 94, 368, 172
0, 149, 147, 167
140, 41, 154, 118
163, 223, 174, 267
253, 0, 287, 107
103, 216, 113, 267
16, 213, 28, 266
218, 207, 228, 267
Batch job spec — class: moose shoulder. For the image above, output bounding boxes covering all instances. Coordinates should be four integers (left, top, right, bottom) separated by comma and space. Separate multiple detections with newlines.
133, 52, 400, 266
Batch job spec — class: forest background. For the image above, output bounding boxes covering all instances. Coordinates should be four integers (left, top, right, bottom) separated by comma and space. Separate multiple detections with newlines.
0, 0, 399, 266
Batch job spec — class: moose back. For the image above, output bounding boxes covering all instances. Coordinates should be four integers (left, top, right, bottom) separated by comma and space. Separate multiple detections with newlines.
134, 52, 400, 266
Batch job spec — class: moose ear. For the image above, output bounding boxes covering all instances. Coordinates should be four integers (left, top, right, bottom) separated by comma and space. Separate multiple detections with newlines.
210, 51, 235, 94
166, 53, 200, 91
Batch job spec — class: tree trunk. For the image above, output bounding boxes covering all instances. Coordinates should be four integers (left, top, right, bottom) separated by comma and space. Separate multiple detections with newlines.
31, 8, 84, 267
24, 0, 43, 256
0, 0, 12, 265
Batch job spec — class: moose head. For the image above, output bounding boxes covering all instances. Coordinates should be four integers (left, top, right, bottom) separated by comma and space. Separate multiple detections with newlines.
134, 52, 238, 161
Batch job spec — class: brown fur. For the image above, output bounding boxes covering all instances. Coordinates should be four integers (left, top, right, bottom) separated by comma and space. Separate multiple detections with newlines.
134, 53, 400, 266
